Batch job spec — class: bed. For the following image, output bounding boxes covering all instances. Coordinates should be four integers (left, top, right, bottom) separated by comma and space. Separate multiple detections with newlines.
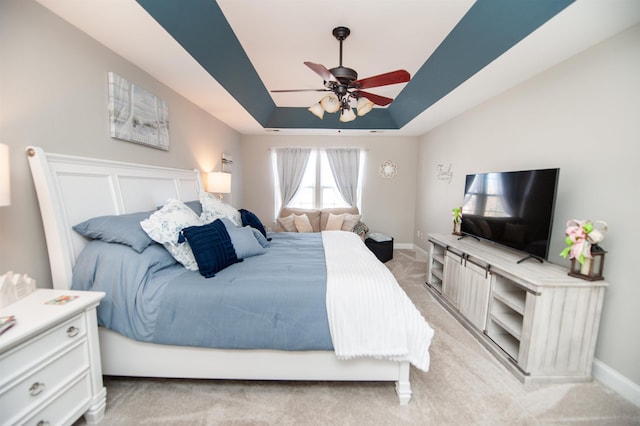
26, 146, 433, 407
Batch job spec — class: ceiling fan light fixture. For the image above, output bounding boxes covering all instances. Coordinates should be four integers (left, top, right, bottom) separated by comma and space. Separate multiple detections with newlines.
308, 102, 325, 119
356, 97, 374, 116
339, 107, 356, 123
320, 93, 340, 113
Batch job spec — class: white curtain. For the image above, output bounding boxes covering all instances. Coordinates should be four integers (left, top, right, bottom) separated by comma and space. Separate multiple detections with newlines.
325, 148, 361, 207
275, 147, 312, 208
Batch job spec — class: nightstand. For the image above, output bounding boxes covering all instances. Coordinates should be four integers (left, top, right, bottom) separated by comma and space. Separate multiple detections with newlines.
0, 289, 106, 426
365, 234, 394, 263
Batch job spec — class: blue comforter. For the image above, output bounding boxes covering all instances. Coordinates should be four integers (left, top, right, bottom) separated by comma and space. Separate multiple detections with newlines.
72, 233, 333, 351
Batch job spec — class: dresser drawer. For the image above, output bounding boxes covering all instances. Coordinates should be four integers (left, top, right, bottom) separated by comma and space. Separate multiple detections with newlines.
0, 341, 90, 425
0, 313, 86, 388
22, 373, 92, 426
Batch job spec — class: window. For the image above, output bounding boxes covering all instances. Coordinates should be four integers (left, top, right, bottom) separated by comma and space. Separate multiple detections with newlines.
272, 148, 363, 212
289, 150, 350, 209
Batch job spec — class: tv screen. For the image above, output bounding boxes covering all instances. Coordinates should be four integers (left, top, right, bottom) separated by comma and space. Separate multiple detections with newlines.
460, 168, 559, 260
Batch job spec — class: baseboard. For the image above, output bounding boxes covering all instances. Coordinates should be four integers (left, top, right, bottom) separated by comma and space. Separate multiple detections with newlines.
394, 243, 414, 250
592, 358, 640, 407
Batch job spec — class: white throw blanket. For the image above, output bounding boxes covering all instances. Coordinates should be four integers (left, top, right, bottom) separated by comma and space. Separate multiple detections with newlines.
322, 231, 434, 372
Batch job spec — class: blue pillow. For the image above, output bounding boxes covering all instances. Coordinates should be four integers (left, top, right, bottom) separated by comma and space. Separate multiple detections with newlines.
181, 220, 241, 278
184, 200, 203, 216
250, 227, 270, 248
239, 208, 270, 240
219, 218, 267, 258
73, 210, 155, 253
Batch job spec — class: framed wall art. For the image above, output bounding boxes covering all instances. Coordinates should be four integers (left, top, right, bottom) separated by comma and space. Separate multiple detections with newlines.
108, 72, 169, 150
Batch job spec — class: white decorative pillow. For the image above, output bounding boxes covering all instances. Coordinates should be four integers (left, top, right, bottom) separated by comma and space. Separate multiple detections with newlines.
200, 191, 242, 226
325, 213, 345, 231
140, 199, 204, 270
277, 214, 297, 232
294, 214, 313, 233
342, 213, 361, 232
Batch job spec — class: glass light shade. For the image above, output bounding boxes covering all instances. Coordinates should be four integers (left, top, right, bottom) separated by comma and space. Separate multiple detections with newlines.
207, 171, 231, 196
339, 107, 356, 123
308, 102, 325, 119
320, 93, 340, 113
0, 144, 10, 207
356, 97, 374, 116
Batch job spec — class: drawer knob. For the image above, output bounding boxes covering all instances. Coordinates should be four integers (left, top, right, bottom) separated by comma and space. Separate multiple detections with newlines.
29, 381, 45, 396
66, 325, 80, 337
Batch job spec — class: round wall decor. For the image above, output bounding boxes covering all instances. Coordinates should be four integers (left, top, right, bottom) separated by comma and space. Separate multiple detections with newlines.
380, 160, 398, 178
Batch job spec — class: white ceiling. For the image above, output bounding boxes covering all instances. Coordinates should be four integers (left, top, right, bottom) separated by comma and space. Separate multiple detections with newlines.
36, 0, 640, 136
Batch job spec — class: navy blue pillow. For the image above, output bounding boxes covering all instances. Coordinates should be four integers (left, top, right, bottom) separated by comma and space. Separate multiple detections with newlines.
181, 220, 241, 278
239, 208, 270, 240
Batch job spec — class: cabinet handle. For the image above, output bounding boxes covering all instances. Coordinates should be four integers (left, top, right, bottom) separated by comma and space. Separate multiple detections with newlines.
29, 381, 45, 396
66, 325, 80, 337
37, 421, 50, 426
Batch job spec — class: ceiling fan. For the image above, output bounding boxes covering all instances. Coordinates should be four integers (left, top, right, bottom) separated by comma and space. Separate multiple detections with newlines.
271, 26, 410, 122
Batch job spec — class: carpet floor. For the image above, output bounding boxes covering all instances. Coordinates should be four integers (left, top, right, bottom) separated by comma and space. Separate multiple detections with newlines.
76, 249, 640, 425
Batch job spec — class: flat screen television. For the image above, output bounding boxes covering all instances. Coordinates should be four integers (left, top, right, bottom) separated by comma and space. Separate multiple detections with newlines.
460, 168, 559, 261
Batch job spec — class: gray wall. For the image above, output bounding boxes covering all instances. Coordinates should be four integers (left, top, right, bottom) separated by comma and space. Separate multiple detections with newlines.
414, 25, 640, 386
0, 0, 242, 287
240, 134, 418, 244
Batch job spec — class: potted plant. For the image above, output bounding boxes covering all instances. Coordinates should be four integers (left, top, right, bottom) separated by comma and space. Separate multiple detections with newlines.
452, 207, 462, 235
560, 219, 608, 280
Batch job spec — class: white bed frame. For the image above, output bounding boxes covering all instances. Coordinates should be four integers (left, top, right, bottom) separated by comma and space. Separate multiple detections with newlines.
26, 146, 412, 405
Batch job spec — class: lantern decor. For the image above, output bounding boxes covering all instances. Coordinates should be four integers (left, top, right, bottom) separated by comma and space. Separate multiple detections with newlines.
452, 207, 462, 235
560, 219, 608, 281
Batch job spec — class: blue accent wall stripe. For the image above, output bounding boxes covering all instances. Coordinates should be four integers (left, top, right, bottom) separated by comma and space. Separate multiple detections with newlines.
137, 0, 575, 131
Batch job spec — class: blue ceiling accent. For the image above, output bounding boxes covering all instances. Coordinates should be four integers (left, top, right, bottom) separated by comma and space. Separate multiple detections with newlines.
137, 0, 575, 131
389, 0, 576, 127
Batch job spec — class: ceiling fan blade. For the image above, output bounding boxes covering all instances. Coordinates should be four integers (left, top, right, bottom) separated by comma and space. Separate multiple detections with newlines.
355, 91, 394, 106
353, 70, 410, 89
304, 62, 338, 82
271, 89, 329, 93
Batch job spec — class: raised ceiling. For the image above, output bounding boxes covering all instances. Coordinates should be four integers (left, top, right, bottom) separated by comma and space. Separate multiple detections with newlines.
36, 0, 640, 136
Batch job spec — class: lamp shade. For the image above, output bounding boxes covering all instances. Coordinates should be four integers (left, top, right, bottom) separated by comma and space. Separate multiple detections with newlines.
320, 93, 340, 113
207, 172, 231, 194
308, 102, 325, 119
339, 108, 356, 123
356, 97, 374, 116
0, 144, 10, 207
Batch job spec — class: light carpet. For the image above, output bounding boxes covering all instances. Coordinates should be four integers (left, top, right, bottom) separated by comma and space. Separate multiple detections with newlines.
76, 249, 640, 425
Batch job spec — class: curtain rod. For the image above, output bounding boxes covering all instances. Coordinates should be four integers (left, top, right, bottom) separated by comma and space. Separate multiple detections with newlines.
267, 147, 369, 151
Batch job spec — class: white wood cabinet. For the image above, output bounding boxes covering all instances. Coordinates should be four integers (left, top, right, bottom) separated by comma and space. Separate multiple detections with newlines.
426, 233, 607, 384
0, 289, 105, 425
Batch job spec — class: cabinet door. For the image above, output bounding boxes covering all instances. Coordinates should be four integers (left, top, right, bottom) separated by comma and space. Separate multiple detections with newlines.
458, 260, 491, 331
443, 250, 463, 308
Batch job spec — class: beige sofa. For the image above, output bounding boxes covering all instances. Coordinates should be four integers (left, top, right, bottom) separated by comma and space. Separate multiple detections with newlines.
275, 206, 360, 233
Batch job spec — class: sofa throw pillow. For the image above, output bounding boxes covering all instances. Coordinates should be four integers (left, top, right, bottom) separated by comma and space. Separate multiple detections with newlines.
181, 220, 241, 278
239, 208, 269, 239
200, 191, 242, 226
277, 214, 297, 232
73, 210, 156, 253
342, 213, 362, 232
140, 199, 204, 270
294, 213, 313, 233
325, 213, 345, 231
219, 218, 267, 259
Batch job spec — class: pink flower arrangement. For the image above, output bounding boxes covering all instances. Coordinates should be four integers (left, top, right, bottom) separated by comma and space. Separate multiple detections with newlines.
560, 219, 607, 264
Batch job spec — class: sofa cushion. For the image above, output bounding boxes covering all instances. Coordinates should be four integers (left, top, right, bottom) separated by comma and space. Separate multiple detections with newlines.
277, 214, 297, 232
278, 207, 321, 232
341, 213, 361, 232
325, 213, 345, 231
320, 207, 359, 231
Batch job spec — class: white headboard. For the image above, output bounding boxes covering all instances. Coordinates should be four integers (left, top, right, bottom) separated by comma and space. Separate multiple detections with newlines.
27, 146, 203, 290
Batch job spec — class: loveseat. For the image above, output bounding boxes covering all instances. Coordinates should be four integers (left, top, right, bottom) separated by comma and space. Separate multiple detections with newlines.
275, 206, 367, 237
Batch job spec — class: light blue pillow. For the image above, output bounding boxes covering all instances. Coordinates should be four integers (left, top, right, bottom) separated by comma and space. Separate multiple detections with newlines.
219, 218, 267, 259
250, 227, 270, 248
73, 210, 155, 253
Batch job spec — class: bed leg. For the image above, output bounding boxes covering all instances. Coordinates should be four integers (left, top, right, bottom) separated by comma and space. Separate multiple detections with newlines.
395, 362, 412, 405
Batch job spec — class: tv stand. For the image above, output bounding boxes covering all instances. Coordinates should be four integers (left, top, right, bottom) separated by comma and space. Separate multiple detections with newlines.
425, 233, 607, 384
516, 254, 543, 264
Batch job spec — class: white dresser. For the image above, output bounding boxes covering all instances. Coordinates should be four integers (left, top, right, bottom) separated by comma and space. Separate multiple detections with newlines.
0, 289, 105, 425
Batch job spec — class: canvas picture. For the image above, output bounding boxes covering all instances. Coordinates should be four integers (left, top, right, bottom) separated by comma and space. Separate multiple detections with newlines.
108, 72, 169, 150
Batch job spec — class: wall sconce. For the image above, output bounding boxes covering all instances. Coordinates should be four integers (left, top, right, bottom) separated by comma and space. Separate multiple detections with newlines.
207, 172, 231, 200
0, 144, 10, 207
